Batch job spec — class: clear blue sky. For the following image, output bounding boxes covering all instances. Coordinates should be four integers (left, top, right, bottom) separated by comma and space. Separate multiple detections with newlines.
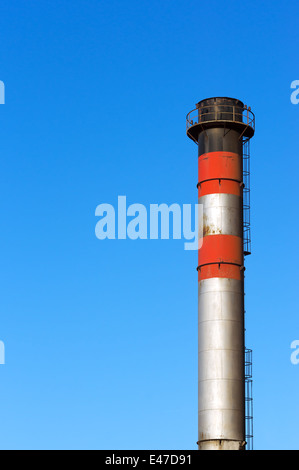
0, 0, 298, 450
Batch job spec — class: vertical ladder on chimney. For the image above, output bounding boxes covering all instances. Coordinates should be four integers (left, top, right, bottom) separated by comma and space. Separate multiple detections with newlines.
243, 139, 251, 256
245, 348, 253, 450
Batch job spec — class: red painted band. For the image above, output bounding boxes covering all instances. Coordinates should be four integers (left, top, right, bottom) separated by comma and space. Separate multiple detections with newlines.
198, 234, 243, 268
198, 178, 243, 197
198, 151, 242, 185
198, 263, 244, 281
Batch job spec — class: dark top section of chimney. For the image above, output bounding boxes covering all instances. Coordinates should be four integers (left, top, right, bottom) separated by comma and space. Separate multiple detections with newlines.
186, 96, 254, 143
196, 97, 244, 109
196, 97, 244, 124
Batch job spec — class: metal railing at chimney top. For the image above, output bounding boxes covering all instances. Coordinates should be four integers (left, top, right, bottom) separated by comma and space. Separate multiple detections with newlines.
186, 104, 255, 134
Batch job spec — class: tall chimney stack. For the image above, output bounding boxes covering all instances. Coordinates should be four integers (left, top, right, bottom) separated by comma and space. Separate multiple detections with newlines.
186, 97, 255, 450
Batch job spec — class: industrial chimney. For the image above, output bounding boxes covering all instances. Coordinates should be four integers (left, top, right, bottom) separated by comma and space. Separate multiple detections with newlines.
186, 97, 255, 450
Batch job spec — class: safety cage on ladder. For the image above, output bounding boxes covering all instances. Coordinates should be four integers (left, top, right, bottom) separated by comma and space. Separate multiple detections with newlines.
243, 138, 251, 256
245, 348, 253, 450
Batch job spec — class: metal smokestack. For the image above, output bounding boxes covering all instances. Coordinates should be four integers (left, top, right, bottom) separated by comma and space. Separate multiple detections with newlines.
186, 97, 255, 451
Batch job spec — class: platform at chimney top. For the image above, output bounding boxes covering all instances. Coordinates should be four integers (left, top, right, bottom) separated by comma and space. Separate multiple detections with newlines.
186, 97, 255, 144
